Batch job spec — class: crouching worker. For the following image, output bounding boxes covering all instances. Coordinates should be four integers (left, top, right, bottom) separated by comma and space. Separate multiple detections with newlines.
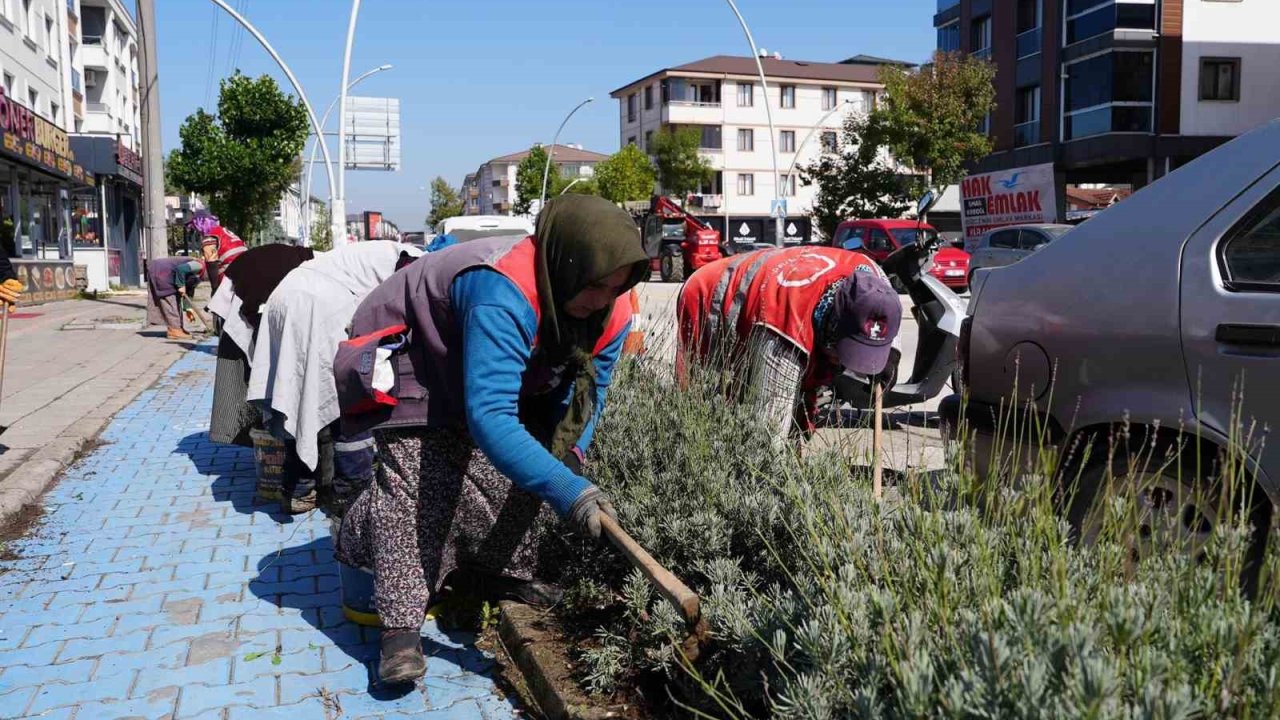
677, 246, 903, 446
333, 195, 649, 685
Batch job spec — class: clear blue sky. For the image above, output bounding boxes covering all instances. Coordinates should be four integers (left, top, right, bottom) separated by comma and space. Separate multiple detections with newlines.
157, 0, 937, 231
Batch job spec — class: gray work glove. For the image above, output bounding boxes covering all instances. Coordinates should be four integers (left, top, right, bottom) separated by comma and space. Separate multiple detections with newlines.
567, 486, 616, 540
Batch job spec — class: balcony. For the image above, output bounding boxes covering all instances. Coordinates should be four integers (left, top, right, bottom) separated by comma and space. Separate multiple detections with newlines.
688, 194, 723, 210
937, 0, 959, 10
86, 102, 110, 115
1016, 27, 1041, 59
1014, 120, 1041, 147
81, 42, 107, 70
970, 47, 992, 61
663, 101, 725, 126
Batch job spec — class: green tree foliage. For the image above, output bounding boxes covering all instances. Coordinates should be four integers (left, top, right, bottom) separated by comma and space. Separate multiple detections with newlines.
167, 72, 310, 242
801, 113, 920, 240
427, 176, 464, 227
594, 144, 657, 204
514, 145, 558, 215
309, 201, 333, 252
878, 51, 998, 187
650, 128, 713, 204
557, 176, 599, 197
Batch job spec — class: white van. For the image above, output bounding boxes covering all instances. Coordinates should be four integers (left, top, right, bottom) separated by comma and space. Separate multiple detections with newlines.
434, 215, 534, 243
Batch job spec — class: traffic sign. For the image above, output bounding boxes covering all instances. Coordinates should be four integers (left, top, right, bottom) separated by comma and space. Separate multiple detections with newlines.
771, 199, 788, 219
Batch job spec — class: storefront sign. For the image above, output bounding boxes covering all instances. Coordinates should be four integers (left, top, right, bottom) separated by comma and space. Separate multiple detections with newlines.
960, 163, 1060, 238
115, 140, 143, 186
0, 87, 91, 183
13, 260, 79, 304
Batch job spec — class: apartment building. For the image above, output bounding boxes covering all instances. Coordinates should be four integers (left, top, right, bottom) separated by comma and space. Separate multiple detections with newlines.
464, 144, 608, 216
611, 54, 896, 245
935, 0, 1280, 187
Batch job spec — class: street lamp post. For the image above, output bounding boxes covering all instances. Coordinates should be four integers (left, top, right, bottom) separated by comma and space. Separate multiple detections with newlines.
559, 177, 586, 196
205, 0, 342, 245
334, 0, 363, 246
724, 0, 784, 246
301, 64, 393, 244
538, 97, 594, 214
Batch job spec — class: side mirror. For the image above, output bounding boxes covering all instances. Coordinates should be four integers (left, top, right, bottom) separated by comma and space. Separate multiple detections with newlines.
841, 237, 864, 251
916, 190, 938, 217
642, 216, 663, 259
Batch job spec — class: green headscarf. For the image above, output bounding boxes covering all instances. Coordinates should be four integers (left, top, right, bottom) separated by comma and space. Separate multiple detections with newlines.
527, 195, 650, 459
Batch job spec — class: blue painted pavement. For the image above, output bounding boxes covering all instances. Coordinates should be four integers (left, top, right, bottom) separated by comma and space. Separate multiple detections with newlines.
0, 342, 519, 719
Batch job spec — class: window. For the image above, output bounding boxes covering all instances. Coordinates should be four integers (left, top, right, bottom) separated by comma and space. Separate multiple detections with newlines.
21, 0, 32, 38
868, 229, 894, 252
971, 15, 992, 58
821, 87, 837, 111
780, 174, 796, 197
737, 128, 754, 152
821, 131, 838, 152
1200, 58, 1241, 102
644, 85, 653, 110
627, 93, 637, 123
779, 130, 796, 153
27, 88, 37, 112
44, 14, 52, 54
1015, 86, 1041, 146
1019, 230, 1052, 250
1016, 0, 1041, 33
1063, 50, 1154, 139
1066, 1, 1156, 45
738, 173, 754, 196
644, 130, 653, 149
780, 85, 795, 109
49, 102, 57, 124
835, 226, 867, 250
3, 73, 13, 95
859, 90, 876, 112
990, 229, 1020, 249
1220, 188, 1280, 290
698, 125, 722, 149
737, 82, 754, 107
627, 136, 636, 146
937, 20, 961, 53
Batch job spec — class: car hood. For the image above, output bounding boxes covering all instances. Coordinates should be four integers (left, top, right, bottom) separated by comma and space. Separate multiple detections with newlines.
936, 247, 970, 265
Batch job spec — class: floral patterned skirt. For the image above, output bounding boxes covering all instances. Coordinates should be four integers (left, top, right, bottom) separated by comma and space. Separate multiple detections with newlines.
335, 426, 558, 629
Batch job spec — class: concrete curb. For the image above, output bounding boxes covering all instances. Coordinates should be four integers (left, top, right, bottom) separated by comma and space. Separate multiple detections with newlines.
0, 350, 179, 531
497, 601, 617, 720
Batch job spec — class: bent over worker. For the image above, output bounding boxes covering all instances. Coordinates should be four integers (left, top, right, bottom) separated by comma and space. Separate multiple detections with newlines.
677, 245, 903, 445
333, 195, 649, 685
146, 256, 205, 340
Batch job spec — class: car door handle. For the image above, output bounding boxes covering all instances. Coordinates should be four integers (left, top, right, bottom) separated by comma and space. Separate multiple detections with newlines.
1216, 323, 1280, 347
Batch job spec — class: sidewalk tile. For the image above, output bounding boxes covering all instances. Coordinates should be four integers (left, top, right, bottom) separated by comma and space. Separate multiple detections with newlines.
0, 686, 35, 716
177, 677, 275, 717
227, 696, 330, 720
25, 667, 134, 714
18, 616, 113, 649
0, 640, 61, 669
71, 693, 178, 720
58, 629, 148, 662
133, 657, 232, 697
278, 663, 371, 705
234, 647, 323, 682
0, 657, 95, 691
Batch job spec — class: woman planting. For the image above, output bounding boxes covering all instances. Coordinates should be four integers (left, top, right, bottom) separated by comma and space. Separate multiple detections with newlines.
334, 195, 649, 685
146, 256, 206, 340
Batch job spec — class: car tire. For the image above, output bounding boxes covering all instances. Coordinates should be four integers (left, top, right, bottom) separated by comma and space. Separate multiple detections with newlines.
1063, 441, 1271, 595
659, 252, 684, 283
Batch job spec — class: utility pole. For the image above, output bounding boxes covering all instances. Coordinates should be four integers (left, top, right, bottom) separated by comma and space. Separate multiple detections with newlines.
137, 0, 167, 262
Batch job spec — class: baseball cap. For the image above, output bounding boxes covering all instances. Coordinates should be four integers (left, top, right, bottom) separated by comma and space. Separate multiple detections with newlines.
830, 270, 902, 375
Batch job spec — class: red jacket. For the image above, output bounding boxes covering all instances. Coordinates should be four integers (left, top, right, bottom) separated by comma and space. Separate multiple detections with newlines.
677, 246, 886, 420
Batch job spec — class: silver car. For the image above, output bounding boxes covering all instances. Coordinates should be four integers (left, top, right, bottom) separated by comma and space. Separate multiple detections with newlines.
965, 224, 1074, 282
942, 119, 1280, 562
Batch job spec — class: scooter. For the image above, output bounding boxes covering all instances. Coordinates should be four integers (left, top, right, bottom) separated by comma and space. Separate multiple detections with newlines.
831, 191, 968, 410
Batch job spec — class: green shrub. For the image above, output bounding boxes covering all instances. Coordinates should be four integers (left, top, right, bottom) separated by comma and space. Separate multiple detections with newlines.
558, 356, 1280, 718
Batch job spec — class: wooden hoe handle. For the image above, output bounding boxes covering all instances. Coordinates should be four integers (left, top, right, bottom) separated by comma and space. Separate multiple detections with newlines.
598, 513, 701, 627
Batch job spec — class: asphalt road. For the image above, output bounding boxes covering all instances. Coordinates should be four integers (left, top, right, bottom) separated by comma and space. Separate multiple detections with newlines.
633, 278, 957, 475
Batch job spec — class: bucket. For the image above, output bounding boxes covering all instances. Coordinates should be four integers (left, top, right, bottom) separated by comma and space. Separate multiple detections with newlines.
329, 516, 381, 627
249, 429, 286, 501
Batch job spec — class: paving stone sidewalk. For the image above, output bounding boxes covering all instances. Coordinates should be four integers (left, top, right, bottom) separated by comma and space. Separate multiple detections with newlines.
0, 342, 519, 719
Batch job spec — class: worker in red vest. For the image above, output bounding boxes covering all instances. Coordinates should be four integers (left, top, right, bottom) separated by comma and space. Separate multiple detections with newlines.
677, 245, 903, 445
190, 211, 247, 294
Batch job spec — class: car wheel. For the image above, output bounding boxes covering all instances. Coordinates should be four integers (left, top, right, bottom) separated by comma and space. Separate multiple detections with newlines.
1064, 444, 1271, 593
660, 251, 684, 283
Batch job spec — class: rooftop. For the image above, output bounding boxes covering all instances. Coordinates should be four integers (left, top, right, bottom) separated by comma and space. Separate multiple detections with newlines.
486, 144, 610, 165
611, 54, 897, 96
839, 54, 916, 68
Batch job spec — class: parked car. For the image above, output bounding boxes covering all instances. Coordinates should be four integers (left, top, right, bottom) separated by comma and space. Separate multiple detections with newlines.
966, 224, 1074, 282
832, 218, 971, 292
433, 215, 533, 243
941, 120, 1280, 574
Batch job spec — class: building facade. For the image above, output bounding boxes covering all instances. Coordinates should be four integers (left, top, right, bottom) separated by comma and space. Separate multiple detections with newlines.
464, 144, 608, 217
611, 55, 895, 245
935, 0, 1280, 187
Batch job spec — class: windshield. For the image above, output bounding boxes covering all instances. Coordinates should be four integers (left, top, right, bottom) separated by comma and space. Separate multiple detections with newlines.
890, 228, 939, 246
449, 228, 532, 243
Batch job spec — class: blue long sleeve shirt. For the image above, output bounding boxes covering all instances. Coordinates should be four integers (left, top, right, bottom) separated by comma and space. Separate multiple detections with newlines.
450, 267, 628, 516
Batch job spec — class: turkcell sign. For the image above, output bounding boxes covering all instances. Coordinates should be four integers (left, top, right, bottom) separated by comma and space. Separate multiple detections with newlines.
960, 163, 1059, 238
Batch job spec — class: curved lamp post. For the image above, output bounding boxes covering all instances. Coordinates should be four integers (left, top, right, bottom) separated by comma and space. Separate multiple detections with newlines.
559, 177, 586, 196
206, 0, 343, 245
538, 97, 594, 214
334, 0, 363, 245
724, 0, 783, 246
302, 63, 393, 242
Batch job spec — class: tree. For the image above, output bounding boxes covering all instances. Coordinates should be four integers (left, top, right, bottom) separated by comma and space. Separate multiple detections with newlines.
877, 52, 997, 189
650, 128, 713, 204
167, 72, 310, 242
801, 113, 921, 241
514, 145, 558, 215
427, 176, 464, 227
557, 176, 599, 197
595, 144, 657, 203
309, 200, 333, 252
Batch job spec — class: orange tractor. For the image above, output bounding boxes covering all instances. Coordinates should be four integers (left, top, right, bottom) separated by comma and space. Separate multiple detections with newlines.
637, 196, 725, 283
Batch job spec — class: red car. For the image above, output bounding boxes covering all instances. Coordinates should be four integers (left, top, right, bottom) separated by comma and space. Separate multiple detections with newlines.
831, 218, 970, 291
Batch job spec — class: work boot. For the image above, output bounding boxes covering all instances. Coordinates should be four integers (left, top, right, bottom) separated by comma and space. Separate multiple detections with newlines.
282, 491, 316, 515
474, 572, 563, 607
378, 628, 426, 685
166, 328, 193, 340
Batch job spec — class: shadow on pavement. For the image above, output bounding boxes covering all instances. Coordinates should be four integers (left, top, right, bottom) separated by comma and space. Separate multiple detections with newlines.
176, 431, 297, 524
816, 407, 941, 431
177, 342, 219, 356
254, 537, 516, 706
